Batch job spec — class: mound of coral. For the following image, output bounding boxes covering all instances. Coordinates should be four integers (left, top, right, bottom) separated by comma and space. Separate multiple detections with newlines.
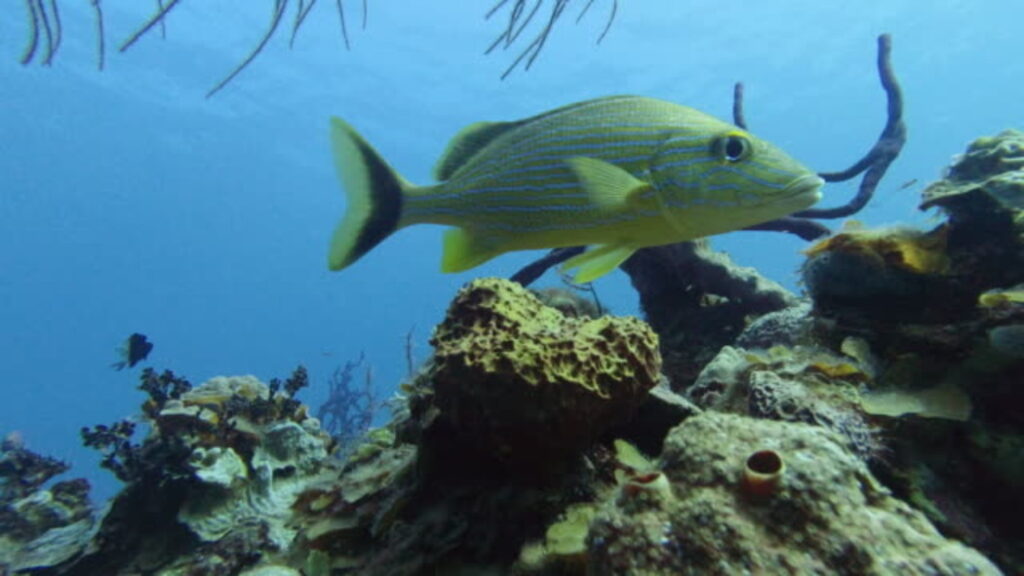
428, 277, 661, 474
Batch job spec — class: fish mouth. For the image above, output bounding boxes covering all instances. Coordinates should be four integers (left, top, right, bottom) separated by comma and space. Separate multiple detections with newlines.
783, 174, 825, 202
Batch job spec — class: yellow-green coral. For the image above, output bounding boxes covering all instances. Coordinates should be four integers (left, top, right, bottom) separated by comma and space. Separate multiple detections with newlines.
348, 428, 395, 464
613, 439, 656, 473
859, 382, 972, 422
978, 286, 1024, 308
544, 503, 597, 557
804, 224, 950, 275
429, 278, 661, 471
742, 345, 874, 385
432, 278, 658, 397
517, 503, 596, 572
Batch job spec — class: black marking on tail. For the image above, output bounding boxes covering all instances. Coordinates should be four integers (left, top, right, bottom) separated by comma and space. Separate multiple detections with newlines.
351, 137, 403, 264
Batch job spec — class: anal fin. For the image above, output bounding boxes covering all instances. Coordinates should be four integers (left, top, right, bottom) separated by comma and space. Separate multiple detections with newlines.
441, 228, 503, 273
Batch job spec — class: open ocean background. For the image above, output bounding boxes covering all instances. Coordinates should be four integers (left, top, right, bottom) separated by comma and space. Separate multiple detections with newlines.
1, 1, 1021, 502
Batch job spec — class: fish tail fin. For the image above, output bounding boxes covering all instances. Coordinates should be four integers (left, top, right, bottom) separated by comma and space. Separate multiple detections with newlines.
328, 117, 412, 271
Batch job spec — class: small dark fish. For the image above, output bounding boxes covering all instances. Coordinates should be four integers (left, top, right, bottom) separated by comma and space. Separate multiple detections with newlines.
112, 332, 153, 370
898, 178, 918, 190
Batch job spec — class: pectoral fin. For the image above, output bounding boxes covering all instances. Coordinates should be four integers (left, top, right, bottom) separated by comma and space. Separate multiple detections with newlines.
561, 244, 636, 283
565, 157, 651, 209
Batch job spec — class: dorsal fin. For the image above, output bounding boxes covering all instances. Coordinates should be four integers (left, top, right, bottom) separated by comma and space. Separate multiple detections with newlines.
432, 96, 640, 182
433, 121, 523, 181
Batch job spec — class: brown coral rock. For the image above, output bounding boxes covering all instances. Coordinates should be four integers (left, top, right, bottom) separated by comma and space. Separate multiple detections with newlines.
429, 278, 661, 473
587, 412, 1003, 575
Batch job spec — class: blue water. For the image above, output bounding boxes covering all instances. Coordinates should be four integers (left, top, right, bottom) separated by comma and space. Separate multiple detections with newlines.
1, 1, 1021, 502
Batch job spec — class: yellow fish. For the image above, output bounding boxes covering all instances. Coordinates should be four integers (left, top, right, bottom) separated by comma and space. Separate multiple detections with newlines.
328, 95, 823, 282
978, 287, 1024, 308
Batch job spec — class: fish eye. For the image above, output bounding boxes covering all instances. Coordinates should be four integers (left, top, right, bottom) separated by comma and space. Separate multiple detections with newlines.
713, 133, 751, 163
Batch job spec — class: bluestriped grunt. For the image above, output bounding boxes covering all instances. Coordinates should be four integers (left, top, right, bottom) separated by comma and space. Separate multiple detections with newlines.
328, 95, 822, 282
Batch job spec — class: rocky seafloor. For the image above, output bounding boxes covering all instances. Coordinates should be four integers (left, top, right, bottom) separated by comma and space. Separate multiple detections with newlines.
3, 131, 1024, 575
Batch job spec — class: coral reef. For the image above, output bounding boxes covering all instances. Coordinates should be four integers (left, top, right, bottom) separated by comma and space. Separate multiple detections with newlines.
81, 368, 195, 484
802, 225, 958, 323
16, 132, 1024, 576
286, 279, 666, 574
585, 412, 1001, 575
793, 129, 1024, 571
686, 344, 882, 461
68, 368, 334, 576
918, 130, 1024, 308
0, 437, 96, 573
733, 302, 813, 350
805, 130, 1024, 327
921, 129, 1024, 221
621, 241, 797, 391
3, 281, 669, 576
